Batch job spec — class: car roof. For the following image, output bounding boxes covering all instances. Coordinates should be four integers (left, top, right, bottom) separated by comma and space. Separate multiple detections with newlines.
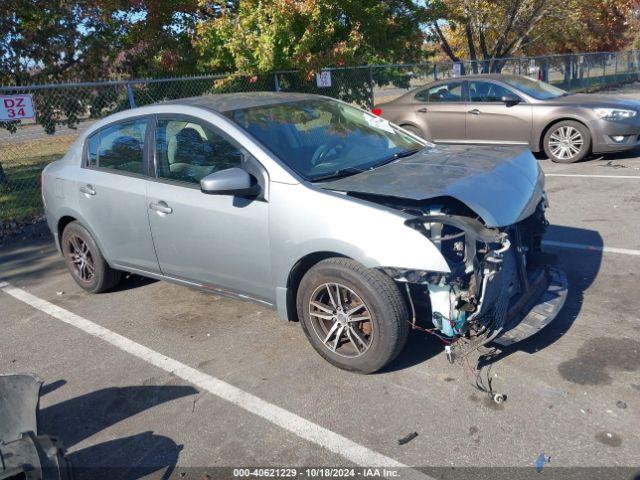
438, 74, 523, 83
161, 91, 323, 113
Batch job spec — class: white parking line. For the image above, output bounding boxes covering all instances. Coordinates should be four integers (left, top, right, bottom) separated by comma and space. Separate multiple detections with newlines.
542, 240, 640, 257
0, 281, 433, 479
545, 173, 640, 179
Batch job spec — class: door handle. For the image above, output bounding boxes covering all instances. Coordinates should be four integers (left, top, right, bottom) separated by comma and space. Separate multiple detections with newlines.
417, 107, 428, 113
80, 184, 96, 196
149, 201, 173, 215
468, 109, 481, 115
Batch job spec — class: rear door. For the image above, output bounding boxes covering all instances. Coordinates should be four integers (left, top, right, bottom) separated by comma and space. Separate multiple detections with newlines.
465, 80, 533, 146
77, 116, 160, 273
412, 81, 467, 142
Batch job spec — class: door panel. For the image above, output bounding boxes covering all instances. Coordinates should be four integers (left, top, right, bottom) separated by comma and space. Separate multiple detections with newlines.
465, 81, 533, 145
147, 116, 272, 302
77, 117, 159, 272
413, 81, 467, 142
147, 182, 272, 301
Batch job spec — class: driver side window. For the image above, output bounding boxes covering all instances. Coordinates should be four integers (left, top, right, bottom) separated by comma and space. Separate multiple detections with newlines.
468, 81, 519, 102
155, 118, 242, 184
416, 82, 464, 103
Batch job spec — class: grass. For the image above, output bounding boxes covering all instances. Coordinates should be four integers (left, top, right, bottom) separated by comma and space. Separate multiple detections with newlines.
0, 134, 77, 221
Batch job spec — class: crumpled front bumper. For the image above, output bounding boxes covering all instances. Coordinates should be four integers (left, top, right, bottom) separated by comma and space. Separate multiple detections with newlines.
492, 266, 568, 347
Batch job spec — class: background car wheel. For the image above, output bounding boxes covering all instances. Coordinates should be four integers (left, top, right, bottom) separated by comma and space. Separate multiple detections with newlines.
543, 120, 591, 163
61, 221, 121, 293
296, 258, 409, 374
400, 124, 425, 139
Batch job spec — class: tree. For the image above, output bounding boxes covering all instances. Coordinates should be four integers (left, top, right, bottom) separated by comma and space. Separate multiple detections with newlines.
427, 0, 555, 72
525, 0, 640, 54
0, 0, 209, 138
194, 0, 430, 74
193, 0, 431, 107
427, 0, 640, 72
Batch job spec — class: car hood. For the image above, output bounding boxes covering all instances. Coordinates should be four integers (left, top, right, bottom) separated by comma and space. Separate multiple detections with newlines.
548, 93, 640, 109
319, 145, 544, 227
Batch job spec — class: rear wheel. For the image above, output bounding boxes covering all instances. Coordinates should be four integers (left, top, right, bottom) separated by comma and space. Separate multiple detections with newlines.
297, 258, 409, 374
61, 221, 121, 293
400, 124, 425, 139
543, 120, 591, 163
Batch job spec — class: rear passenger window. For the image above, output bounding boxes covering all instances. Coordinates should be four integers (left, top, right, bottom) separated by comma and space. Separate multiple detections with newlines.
86, 118, 148, 174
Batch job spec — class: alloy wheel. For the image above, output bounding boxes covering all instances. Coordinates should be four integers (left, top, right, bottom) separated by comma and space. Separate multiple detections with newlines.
65, 235, 95, 282
548, 126, 584, 161
308, 283, 373, 358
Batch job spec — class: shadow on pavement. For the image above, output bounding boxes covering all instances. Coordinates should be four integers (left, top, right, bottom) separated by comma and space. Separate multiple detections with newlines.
40, 384, 197, 480
71, 432, 183, 480
483, 224, 603, 365
0, 236, 65, 284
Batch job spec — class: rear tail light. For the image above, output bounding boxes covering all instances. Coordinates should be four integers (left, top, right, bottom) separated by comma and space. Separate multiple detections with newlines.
371, 108, 382, 116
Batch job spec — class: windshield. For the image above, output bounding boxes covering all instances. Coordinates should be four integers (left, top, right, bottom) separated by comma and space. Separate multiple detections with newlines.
225, 99, 424, 181
501, 77, 568, 100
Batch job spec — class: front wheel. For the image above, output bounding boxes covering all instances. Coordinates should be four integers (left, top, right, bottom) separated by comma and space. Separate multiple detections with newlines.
297, 258, 409, 374
543, 120, 591, 163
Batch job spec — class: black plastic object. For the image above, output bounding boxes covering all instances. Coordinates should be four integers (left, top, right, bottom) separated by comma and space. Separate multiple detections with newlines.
0, 374, 73, 480
493, 267, 568, 347
0, 374, 42, 443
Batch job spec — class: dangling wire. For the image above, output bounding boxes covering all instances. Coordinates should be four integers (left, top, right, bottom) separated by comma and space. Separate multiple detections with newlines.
404, 283, 453, 345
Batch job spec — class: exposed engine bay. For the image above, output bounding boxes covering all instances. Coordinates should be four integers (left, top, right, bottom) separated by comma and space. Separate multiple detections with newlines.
364, 194, 561, 360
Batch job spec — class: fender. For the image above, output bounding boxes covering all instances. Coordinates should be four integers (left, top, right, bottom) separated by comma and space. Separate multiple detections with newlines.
269, 182, 450, 320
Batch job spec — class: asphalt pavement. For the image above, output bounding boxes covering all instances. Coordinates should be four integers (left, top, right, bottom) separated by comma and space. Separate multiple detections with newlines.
1, 149, 640, 479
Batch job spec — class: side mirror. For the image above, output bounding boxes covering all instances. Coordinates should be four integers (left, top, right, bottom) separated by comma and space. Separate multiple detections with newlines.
200, 168, 260, 196
501, 94, 521, 105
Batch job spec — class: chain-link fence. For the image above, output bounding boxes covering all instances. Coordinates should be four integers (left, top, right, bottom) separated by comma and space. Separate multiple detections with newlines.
1, 49, 639, 228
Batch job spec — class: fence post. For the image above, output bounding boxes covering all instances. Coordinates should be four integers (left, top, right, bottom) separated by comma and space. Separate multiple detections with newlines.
126, 82, 135, 108
368, 66, 375, 109
568, 54, 573, 91
546, 57, 550, 82
274, 72, 281, 92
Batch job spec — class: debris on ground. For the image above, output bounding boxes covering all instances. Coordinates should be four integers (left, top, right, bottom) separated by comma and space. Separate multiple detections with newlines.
56, 291, 64, 295
397, 432, 418, 445
534, 453, 551, 473
600, 160, 627, 169
616, 400, 627, 409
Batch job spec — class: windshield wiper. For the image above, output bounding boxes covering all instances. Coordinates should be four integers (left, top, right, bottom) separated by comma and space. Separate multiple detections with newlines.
372, 147, 423, 168
311, 148, 423, 182
311, 167, 366, 182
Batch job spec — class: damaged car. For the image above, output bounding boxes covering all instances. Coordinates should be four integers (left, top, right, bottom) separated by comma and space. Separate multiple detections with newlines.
42, 93, 568, 373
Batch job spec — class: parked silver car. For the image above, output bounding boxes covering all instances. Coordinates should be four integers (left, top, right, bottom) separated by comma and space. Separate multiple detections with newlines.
42, 93, 567, 373
374, 74, 640, 163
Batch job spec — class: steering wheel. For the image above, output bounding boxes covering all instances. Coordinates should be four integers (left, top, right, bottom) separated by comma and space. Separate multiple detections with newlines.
311, 140, 348, 166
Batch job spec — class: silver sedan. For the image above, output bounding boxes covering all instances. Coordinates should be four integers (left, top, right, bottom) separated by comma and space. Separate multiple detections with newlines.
374, 74, 640, 163
42, 93, 567, 373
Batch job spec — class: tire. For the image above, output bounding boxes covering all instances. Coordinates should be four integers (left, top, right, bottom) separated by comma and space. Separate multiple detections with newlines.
61, 221, 121, 293
401, 124, 425, 139
543, 120, 591, 163
296, 258, 409, 374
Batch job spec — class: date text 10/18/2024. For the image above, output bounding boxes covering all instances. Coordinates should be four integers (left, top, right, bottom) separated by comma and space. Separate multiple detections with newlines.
233, 468, 403, 478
